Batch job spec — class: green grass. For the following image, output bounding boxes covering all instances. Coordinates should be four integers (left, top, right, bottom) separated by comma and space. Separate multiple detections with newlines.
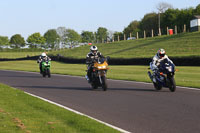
0, 60, 199, 88
0, 83, 119, 133
49, 31, 200, 59
0, 52, 41, 59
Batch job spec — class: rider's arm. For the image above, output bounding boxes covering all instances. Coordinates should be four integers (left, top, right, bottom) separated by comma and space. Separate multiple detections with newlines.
86, 54, 92, 64
48, 57, 51, 61
37, 56, 42, 63
98, 52, 104, 58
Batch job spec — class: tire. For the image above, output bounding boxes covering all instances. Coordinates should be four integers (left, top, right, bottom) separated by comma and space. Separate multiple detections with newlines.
47, 69, 51, 78
169, 77, 176, 92
42, 71, 46, 77
153, 82, 162, 90
101, 76, 108, 91
91, 83, 98, 90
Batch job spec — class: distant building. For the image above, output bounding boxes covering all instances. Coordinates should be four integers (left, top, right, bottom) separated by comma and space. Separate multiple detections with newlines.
190, 15, 200, 32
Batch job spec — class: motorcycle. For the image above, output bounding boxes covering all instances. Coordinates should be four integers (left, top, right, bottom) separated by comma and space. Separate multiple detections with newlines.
148, 58, 176, 92
41, 60, 51, 78
86, 57, 109, 91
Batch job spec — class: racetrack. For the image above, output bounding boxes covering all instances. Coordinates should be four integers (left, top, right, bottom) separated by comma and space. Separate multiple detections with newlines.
0, 70, 200, 133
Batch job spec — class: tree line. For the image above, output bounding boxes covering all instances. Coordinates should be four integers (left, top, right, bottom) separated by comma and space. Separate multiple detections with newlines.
0, 3, 199, 49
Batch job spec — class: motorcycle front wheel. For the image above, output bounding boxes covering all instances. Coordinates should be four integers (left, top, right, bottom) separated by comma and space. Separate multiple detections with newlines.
168, 77, 176, 92
101, 76, 107, 91
47, 69, 51, 78
91, 83, 98, 90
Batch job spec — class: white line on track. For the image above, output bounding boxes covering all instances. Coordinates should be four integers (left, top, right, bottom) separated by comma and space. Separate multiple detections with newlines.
1, 69, 200, 132
24, 92, 131, 133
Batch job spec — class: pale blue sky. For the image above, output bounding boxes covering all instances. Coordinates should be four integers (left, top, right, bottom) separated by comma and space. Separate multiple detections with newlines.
0, 0, 199, 39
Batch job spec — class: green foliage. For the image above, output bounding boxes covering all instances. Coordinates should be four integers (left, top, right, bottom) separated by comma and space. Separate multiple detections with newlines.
65, 29, 81, 46
0, 36, 9, 46
96, 27, 108, 43
123, 21, 140, 39
194, 4, 200, 15
81, 31, 94, 43
113, 32, 123, 41
140, 13, 158, 37
9, 34, 25, 48
44, 29, 60, 49
27, 32, 46, 48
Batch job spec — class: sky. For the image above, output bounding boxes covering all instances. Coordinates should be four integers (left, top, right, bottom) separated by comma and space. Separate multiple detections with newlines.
0, 0, 199, 39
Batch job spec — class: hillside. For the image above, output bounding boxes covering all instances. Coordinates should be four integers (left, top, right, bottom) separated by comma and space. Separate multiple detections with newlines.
49, 31, 200, 59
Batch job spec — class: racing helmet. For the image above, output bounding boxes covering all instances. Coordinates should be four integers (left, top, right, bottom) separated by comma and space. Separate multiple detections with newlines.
90, 46, 98, 55
41, 52, 47, 57
157, 48, 165, 58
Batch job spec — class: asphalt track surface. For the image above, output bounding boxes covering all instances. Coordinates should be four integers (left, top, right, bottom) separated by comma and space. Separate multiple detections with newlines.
0, 70, 200, 133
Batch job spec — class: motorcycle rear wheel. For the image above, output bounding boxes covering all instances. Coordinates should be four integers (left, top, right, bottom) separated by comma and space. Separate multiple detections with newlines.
153, 82, 162, 90
101, 76, 107, 91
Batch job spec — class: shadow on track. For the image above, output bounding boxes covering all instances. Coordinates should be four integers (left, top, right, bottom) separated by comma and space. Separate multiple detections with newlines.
14, 85, 159, 92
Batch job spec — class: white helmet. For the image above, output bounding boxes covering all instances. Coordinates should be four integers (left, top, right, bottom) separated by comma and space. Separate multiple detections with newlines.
90, 46, 98, 55
157, 48, 165, 58
41, 52, 47, 57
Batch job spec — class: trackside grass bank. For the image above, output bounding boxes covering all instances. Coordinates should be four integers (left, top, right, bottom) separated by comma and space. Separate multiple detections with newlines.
0, 83, 119, 133
49, 32, 200, 59
0, 52, 41, 59
0, 60, 199, 88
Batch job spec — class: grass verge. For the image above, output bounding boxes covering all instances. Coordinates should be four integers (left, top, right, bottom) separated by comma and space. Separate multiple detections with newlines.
0, 60, 199, 88
49, 32, 200, 59
0, 52, 41, 59
0, 83, 119, 133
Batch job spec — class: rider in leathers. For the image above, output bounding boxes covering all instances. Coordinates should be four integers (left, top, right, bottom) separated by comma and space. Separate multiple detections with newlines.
86, 46, 104, 82
37, 52, 51, 73
150, 48, 173, 82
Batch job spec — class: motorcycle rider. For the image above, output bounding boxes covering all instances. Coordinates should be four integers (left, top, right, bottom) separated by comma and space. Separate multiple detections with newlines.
37, 52, 51, 73
150, 48, 173, 82
86, 46, 104, 82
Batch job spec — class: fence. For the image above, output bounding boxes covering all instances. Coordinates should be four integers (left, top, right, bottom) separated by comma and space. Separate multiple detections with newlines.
110, 24, 188, 42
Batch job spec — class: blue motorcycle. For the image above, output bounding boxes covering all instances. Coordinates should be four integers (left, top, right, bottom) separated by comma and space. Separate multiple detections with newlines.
148, 58, 176, 92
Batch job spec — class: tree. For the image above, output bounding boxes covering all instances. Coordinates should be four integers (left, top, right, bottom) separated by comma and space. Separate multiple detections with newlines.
81, 31, 94, 43
10, 34, 25, 48
156, 2, 173, 13
140, 13, 159, 37
156, 2, 173, 35
27, 32, 46, 48
113, 32, 123, 41
65, 29, 81, 48
123, 20, 140, 39
194, 4, 200, 15
44, 29, 60, 49
56, 27, 67, 48
96, 27, 108, 43
0, 36, 9, 47
176, 8, 193, 32
107, 30, 114, 42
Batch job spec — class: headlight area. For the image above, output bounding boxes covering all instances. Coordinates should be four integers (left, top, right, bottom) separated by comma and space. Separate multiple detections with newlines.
98, 66, 106, 69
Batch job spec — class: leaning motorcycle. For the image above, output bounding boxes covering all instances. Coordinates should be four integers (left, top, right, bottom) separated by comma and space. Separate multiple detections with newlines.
148, 58, 176, 92
41, 60, 51, 78
86, 57, 109, 91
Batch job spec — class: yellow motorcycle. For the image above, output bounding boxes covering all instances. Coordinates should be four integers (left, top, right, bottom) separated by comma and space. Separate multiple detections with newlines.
87, 57, 109, 91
